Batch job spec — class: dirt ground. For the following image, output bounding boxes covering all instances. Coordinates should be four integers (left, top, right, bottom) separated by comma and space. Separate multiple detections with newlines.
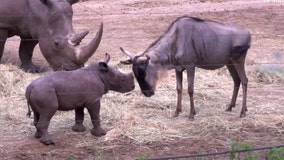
1, 0, 284, 159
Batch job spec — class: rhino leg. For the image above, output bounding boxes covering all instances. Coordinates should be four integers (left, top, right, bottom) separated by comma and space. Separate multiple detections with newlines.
33, 111, 42, 138
36, 114, 55, 145
33, 99, 57, 145
72, 107, 86, 132
19, 37, 40, 73
0, 30, 8, 61
87, 101, 106, 137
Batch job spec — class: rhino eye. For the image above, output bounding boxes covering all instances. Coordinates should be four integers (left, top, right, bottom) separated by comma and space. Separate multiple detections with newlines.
54, 39, 63, 48
54, 41, 60, 47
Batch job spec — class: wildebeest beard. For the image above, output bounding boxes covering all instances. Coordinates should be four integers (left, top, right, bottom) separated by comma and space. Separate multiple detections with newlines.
132, 56, 154, 97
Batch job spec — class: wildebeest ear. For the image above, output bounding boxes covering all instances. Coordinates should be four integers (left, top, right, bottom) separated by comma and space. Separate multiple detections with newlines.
98, 62, 108, 72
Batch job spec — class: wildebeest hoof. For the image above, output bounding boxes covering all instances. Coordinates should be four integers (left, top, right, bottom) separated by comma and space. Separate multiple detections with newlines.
172, 112, 179, 118
225, 109, 232, 112
225, 104, 235, 112
91, 127, 106, 137
72, 124, 86, 132
225, 107, 233, 112
40, 138, 55, 145
240, 112, 246, 118
188, 115, 195, 121
172, 110, 181, 118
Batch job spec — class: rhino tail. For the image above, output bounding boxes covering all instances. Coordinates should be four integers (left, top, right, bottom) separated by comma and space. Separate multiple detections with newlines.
25, 85, 33, 118
26, 101, 31, 118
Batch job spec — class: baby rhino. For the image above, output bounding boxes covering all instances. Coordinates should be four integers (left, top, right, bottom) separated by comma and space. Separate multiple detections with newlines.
25, 53, 135, 145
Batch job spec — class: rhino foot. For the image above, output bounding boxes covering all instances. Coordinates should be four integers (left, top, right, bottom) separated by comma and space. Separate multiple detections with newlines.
35, 131, 42, 138
72, 124, 86, 132
40, 138, 55, 145
91, 127, 106, 137
20, 63, 41, 73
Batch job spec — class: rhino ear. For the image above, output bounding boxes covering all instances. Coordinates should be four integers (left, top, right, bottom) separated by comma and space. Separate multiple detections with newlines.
98, 62, 108, 73
67, 0, 80, 5
40, 0, 52, 8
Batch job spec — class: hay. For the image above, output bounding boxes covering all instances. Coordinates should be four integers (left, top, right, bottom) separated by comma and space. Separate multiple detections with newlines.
251, 64, 284, 84
0, 61, 283, 148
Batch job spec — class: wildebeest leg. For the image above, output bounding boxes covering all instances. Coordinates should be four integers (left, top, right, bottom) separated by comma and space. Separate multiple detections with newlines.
173, 69, 183, 117
72, 107, 86, 132
87, 101, 106, 136
226, 62, 241, 111
186, 66, 196, 120
0, 30, 8, 61
232, 55, 248, 118
19, 37, 39, 73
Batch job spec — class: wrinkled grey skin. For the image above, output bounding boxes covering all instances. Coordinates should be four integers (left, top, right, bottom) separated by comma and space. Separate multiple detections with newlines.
121, 16, 251, 120
0, 0, 102, 72
25, 53, 135, 145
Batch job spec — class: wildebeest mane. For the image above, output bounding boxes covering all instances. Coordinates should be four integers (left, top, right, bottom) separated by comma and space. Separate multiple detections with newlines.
143, 16, 208, 55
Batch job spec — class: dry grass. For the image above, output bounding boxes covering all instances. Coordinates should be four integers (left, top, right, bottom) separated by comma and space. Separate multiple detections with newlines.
1, 60, 283, 149
0, 1, 284, 158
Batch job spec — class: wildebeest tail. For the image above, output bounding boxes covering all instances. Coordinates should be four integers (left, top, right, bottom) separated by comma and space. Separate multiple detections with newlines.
233, 45, 250, 54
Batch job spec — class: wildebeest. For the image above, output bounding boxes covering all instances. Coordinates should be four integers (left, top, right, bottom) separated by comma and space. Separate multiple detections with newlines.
121, 16, 251, 120
0, 0, 102, 72
25, 53, 135, 145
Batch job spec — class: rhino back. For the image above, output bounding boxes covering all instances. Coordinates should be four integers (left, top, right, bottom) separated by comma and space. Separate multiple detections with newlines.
28, 70, 105, 111
0, 0, 52, 37
0, 0, 32, 37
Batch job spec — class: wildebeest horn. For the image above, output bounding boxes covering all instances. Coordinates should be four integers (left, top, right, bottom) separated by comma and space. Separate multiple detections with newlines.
137, 56, 150, 64
75, 23, 103, 64
69, 31, 89, 46
120, 47, 133, 59
104, 53, 110, 64
120, 47, 134, 64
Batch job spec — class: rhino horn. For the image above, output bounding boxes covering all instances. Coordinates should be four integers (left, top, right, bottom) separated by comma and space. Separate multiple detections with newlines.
75, 23, 103, 64
69, 31, 89, 46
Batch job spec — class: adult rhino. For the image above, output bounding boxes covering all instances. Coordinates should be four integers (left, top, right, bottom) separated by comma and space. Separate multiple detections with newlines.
121, 16, 251, 120
0, 0, 102, 72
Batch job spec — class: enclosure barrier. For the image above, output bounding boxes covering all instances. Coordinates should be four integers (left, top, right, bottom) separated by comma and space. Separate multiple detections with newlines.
137, 144, 284, 160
